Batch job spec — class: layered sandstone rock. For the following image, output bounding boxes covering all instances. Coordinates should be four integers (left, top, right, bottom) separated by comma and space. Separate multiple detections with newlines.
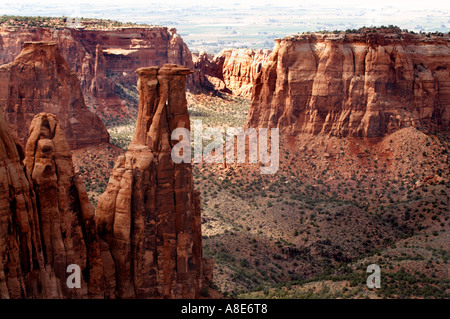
0, 41, 110, 149
0, 109, 41, 298
193, 51, 229, 93
220, 49, 271, 97
0, 27, 98, 98
91, 44, 108, 98
0, 26, 199, 104
194, 48, 271, 97
96, 64, 212, 299
67, 27, 198, 93
247, 31, 450, 136
0, 111, 104, 298
24, 113, 105, 298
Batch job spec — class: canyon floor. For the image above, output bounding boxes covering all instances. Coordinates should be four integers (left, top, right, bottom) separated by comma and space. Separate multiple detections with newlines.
72, 92, 449, 299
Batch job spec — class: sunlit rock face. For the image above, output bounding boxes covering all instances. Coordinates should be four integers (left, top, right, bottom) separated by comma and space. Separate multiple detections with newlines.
96, 64, 213, 299
0, 111, 105, 299
193, 48, 271, 97
247, 31, 450, 137
0, 41, 109, 149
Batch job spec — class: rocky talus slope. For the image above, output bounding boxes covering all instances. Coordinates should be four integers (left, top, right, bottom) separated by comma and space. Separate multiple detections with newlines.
95, 64, 213, 298
0, 41, 109, 149
246, 31, 450, 137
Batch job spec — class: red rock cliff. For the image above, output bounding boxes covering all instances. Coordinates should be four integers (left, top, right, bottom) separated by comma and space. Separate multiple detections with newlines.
95, 64, 213, 298
69, 27, 198, 91
219, 48, 271, 97
0, 27, 199, 109
0, 111, 105, 298
194, 48, 271, 97
0, 41, 110, 149
246, 31, 450, 136
0, 109, 41, 298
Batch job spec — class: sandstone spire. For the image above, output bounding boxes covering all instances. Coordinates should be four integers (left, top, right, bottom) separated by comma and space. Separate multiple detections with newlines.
96, 64, 213, 299
0, 111, 105, 298
0, 109, 42, 298
91, 44, 107, 98
24, 113, 105, 298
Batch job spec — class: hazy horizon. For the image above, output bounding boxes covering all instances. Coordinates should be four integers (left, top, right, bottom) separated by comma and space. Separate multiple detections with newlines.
1, 0, 449, 53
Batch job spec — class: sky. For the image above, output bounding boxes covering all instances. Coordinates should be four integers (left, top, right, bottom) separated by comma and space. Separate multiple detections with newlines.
1, 0, 449, 10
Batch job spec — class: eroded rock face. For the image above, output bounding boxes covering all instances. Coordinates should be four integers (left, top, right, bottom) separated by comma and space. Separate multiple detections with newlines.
192, 51, 228, 93
0, 111, 104, 298
220, 49, 271, 97
67, 27, 199, 93
194, 49, 271, 97
91, 44, 108, 98
246, 32, 450, 136
0, 109, 42, 299
0, 41, 110, 149
0, 27, 199, 105
24, 113, 105, 298
96, 64, 212, 299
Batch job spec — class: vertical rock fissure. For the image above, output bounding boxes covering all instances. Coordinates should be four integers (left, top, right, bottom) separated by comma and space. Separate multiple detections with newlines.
1, 110, 104, 299
247, 33, 449, 136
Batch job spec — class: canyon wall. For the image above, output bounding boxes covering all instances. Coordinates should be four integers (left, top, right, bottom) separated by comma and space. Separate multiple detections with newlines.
96, 64, 213, 299
246, 31, 450, 137
67, 27, 199, 91
193, 51, 230, 93
0, 111, 104, 298
0, 41, 109, 149
194, 48, 271, 97
219, 48, 271, 97
0, 26, 200, 123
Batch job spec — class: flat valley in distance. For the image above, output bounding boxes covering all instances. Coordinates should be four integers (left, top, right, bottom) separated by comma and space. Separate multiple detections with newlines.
1, 1, 450, 53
